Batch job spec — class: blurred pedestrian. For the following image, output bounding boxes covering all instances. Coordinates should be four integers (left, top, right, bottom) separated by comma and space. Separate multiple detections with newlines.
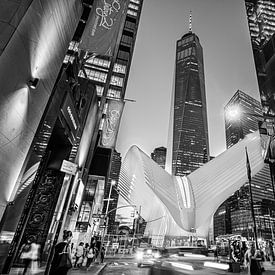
100, 245, 106, 263
86, 246, 95, 270
19, 239, 32, 275
49, 230, 73, 275
74, 242, 84, 268
244, 242, 263, 275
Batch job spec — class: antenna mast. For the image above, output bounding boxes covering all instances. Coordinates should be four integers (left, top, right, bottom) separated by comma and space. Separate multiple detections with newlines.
189, 11, 192, 33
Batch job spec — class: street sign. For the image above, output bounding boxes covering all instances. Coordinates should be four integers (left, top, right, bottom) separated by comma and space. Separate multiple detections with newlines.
60, 160, 78, 175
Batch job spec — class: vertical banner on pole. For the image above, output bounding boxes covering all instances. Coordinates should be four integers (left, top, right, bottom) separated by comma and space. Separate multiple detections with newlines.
100, 99, 125, 148
79, 0, 129, 56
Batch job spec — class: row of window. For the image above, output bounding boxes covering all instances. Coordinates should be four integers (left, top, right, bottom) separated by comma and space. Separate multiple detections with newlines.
129, 3, 139, 10
127, 9, 137, 16
96, 86, 122, 98
130, 0, 140, 4
178, 36, 193, 46
121, 34, 133, 46
86, 57, 111, 68
125, 20, 136, 31
177, 47, 195, 60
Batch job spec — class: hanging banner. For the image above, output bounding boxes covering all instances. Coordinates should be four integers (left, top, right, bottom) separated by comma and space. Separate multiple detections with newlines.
79, 0, 129, 56
101, 99, 125, 148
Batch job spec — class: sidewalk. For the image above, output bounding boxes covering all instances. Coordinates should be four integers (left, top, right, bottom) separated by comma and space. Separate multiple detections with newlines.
9, 263, 107, 275
70, 263, 107, 274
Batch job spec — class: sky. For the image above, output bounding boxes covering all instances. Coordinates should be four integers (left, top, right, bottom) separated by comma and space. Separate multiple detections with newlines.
116, 0, 260, 159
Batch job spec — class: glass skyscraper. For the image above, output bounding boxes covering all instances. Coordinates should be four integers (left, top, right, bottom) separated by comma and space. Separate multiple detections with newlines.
151, 147, 167, 169
214, 90, 275, 239
171, 31, 209, 176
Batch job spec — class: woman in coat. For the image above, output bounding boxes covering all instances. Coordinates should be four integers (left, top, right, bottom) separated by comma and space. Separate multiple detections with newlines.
49, 230, 73, 275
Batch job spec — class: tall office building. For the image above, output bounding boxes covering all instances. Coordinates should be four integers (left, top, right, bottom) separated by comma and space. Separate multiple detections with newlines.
64, 0, 144, 241
102, 149, 122, 234
171, 30, 209, 176
245, 0, 275, 46
245, 0, 275, 116
214, 90, 275, 239
225, 90, 263, 148
151, 147, 167, 169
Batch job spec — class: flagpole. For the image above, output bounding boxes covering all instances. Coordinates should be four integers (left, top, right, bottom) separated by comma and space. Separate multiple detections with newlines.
245, 147, 259, 249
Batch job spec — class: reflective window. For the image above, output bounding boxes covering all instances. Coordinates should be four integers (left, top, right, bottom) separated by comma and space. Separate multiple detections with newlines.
79, 69, 107, 83
130, 0, 140, 4
113, 63, 126, 74
111, 75, 124, 87
127, 10, 137, 16
129, 3, 139, 10
107, 89, 121, 98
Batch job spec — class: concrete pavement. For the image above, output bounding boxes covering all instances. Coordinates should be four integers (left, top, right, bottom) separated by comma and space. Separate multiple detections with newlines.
9, 262, 107, 275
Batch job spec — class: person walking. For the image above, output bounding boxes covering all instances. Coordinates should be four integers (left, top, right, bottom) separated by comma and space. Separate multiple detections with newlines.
86, 246, 95, 270
74, 242, 84, 268
49, 230, 73, 275
19, 239, 33, 275
244, 242, 263, 275
100, 244, 106, 263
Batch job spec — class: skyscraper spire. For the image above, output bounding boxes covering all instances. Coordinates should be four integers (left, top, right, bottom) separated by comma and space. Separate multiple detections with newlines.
189, 11, 192, 33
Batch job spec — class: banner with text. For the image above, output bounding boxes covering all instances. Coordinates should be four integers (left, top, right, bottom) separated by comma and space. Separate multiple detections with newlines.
101, 99, 125, 148
79, 0, 129, 56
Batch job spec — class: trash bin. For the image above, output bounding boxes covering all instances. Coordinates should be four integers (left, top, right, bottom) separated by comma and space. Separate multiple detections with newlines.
231, 262, 240, 273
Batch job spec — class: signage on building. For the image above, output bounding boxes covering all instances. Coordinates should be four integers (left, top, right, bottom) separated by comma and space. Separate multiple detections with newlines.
60, 160, 78, 175
100, 99, 124, 148
61, 93, 80, 142
79, 0, 129, 56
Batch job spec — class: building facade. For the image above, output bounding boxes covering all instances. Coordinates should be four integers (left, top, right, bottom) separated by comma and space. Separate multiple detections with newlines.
62, 0, 144, 247
214, 90, 275, 239
171, 31, 209, 176
0, 1, 84, 272
151, 147, 167, 169
102, 150, 122, 235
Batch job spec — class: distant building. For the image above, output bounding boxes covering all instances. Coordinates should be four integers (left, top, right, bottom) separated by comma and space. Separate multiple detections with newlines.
214, 90, 275, 240
170, 30, 209, 176
102, 150, 122, 234
151, 147, 167, 169
225, 90, 263, 148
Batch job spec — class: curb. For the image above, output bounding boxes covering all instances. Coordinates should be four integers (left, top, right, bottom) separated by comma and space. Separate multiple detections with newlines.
96, 263, 108, 275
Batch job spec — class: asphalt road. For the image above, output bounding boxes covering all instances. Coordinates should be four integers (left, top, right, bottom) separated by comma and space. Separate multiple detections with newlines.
101, 256, 275, 275
103, 258, 150, 275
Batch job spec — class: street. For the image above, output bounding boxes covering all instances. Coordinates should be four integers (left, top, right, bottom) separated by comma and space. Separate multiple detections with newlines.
103, 258, 150, 275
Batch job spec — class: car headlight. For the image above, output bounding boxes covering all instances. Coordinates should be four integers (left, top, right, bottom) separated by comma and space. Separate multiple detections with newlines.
136, 252, 143, 260
153, 252, 161, 259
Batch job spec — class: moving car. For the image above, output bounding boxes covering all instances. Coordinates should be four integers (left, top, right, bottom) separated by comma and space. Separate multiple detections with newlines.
149, 252, 229, 274
135, 247, 168, 267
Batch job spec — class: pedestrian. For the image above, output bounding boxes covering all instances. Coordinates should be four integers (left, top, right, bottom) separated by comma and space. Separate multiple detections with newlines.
86, 246, 95, 270
74, 242, 84, 268
100, 244, 106, 263
244, 242, 263, 275
19, 239, 33, 275
49, 230, 73, 275
267, 240, 274, 264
